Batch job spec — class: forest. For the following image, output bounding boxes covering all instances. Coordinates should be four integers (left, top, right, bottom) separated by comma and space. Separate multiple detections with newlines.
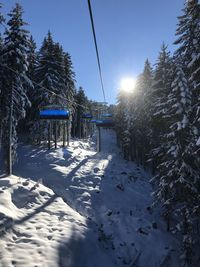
0, 0, 200, 266
115, 0, 200, 264
0, 3, 107, 173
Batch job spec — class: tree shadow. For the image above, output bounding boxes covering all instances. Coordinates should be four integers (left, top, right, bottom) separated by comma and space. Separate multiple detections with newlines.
58, 225, 115, 267
0, 194, 57, 238
12, 130, 137, 266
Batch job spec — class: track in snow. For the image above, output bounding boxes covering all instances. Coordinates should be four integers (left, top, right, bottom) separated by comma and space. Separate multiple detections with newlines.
10, 129, 180, 266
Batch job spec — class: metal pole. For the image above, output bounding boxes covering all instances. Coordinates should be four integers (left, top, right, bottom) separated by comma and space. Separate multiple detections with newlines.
63, 122, 66, 147
97, 126, 101, 152
55, 121, 57, 149
67, 120, 70, 146
48, 121, 51, 150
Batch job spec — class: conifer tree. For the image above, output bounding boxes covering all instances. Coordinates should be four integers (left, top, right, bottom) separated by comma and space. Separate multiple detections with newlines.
30, 32, 76, 142
173, 1, 200, 262
153, 62, 200, 265
0, 34, 4, 144
63, 52, 76, 111
0, 3, 4, 25
1, 3, 31, 173
20, 35, 37, 133
74, 87, 89, 138
174, 0, 200, 156
132, 59, 153, 165
115, 89, 130, 158
149, 44, 173, 172
0, 3, 5, 145
30, 32, 60, 142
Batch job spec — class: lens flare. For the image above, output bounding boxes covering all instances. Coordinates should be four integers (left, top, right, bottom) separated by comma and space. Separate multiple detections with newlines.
120, 77, 136, 93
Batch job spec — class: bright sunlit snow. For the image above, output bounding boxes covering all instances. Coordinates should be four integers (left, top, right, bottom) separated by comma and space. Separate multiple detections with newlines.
0, 130, 180, 267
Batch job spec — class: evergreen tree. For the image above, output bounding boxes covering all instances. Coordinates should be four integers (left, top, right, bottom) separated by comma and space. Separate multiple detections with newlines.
132, 59, 153, 165
153, 62, 200, 265
30, 32, 76, 143
63, 51, 76, 138
74, 87, 89, 138
27, 35, 37, 80
30, 32, 61, 142
149, 44, 173, 172
0, 3, 4, 25
0, 34, 4, 144
20, 35, 37, 133
174, 0, 200, 156
63, 52, 76, 111
1, 3, 31, 173
173, 1, 200, 262
0, 3, 5, 144
115, 88, 131, 159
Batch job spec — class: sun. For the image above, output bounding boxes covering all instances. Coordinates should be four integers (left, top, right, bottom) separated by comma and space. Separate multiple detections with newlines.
120, 77, 136, 93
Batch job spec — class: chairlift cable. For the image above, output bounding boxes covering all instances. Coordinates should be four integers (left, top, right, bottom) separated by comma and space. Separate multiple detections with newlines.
87, 0, 106, 104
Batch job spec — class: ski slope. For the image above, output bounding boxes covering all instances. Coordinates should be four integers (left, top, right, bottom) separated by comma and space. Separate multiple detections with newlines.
0, 129, 180, 266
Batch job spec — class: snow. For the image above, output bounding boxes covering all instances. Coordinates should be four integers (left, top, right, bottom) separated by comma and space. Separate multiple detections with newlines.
197, 137, 200, 146
0, 130, 180, 266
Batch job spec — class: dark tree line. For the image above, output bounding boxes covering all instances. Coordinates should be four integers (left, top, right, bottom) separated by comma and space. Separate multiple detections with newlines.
115, 0, 200, 265
0, 3, 91, 173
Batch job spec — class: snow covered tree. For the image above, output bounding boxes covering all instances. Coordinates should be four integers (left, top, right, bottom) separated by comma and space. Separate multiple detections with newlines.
174, 0, 200, 157
115, 60, 153, 163
1, 3, 31, 173
132, 59, 153, 166
63, 52, 76, 111
173, 1, 200, 263
19, 35, 37, 133
0, 3, 4, 25
30, 32, 63, 142
115, 89, 130, 158
27, 35, 37, 80
73, 87, 89, 138
63, 51, 76, 138
149, 44, 173, 172
153, 61, 200, 265
0, 3, 5, 145
30, 32, 76, 143
0, 34, 4, 144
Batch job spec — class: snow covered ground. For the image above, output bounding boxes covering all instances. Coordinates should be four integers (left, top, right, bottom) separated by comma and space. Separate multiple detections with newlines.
0, 129, 181, 266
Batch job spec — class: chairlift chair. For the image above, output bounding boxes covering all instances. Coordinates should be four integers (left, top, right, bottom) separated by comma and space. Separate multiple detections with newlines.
39, 105, 70, 120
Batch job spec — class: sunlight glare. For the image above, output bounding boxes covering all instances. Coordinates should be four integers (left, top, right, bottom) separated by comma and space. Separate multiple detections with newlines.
120, 77, 136, 93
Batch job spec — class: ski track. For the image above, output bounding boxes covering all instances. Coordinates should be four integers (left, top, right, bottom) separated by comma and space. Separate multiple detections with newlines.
0, 129, 180, 267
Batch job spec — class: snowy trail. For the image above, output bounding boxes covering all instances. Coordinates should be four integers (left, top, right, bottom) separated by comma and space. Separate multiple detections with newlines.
0, 130, 180, 266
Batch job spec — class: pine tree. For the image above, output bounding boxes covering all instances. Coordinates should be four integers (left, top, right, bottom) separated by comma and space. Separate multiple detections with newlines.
0, 3, 4, 25
30, 32, 60, 142
1, 3, 31, 173
74, 87, 89, 138
63, 52, 76, 111
153, 62, 200, 265
132, 59, 153, 166
149, 44, 173, 172
0, 34, 4, 144
173, 1, 200, 262
30, 32, 76, 143
62, 51, 76, 138
27, 35, 37, 80
115, 88, 131, 159
174, 0, 200, 156
19, 35, 37, 133
0, 3, 5, 145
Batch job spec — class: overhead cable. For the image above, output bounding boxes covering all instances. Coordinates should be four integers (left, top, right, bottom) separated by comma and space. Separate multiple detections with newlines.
87, 0, 106, 104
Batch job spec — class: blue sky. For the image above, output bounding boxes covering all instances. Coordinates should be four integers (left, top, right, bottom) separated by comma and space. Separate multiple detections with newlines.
1, 0, 185, 104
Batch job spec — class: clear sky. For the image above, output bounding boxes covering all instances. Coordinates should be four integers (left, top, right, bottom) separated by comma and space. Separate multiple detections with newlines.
1, 0, 185, 104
